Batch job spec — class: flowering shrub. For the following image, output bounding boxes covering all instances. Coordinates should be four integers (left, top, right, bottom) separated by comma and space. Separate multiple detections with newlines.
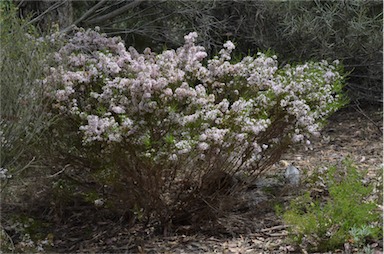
43, 28, 346, 225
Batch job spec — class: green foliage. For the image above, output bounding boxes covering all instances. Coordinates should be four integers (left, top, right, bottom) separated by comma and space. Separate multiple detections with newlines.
232, 0, 382, 103
271, 1, 382, 103
241, 1, 381, 102
349, 225, 377, 249
281, 159, 382, 252
0, 3, 58, 191
0, 14, 69, 254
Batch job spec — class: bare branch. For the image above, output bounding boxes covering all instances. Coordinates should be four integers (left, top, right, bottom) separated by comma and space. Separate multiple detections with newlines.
48, 164, 71, 178
60, 0, 109, 34
353, 101, 383, 134
84, 0, 143, 26
26, 1, 66, 26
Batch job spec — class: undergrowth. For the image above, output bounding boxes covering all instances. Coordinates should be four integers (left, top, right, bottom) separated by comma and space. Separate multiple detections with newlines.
279, 159, 382, 252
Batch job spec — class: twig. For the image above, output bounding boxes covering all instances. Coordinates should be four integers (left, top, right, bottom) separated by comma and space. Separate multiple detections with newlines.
353, 101, 383, 134
48, 164, 70, 178
267, 232, 288, 237
60, 0, 108, 34
25, 1, 66, 26
0, 226, 15, 252
260, 225, 289, 232
84, 0, 143, 26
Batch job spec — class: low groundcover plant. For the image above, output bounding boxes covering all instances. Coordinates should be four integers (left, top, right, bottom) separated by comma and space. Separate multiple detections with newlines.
281, 159, 382, 252
42, 28, 346, 226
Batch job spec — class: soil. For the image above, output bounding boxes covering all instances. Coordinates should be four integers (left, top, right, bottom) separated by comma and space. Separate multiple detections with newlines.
2, 103, 383, 253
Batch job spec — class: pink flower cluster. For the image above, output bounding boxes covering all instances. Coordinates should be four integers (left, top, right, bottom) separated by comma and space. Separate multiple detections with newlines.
44, 29, 345, 171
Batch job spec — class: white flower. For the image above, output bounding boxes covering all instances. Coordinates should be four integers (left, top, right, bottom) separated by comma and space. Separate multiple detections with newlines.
122, 117, 133, 128
292, 134, 304, 142
223, 41, 235, 51
169, 154, 178, 161
184, 32, 198, 44
198, 142, 210, 151
55, 90, 68, 101
175, 140, 191, 154
163, 88, 173, 97
218, 99, 229, 113
195, 51, 207, 61
108, 133, 122, 142
323, 70, 335, 81
235, 133, 246, 142
111, 106, 125, 114
94, 199, 104, 207
0, 168, 10, 179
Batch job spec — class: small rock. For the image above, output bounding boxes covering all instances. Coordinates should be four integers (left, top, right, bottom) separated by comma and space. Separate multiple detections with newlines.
284, 164, 300, 186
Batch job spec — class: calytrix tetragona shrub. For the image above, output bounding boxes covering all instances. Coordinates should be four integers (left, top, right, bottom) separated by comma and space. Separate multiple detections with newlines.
43, 28, 346, 225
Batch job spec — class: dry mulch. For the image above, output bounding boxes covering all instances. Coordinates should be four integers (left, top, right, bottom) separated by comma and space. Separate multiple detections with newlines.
2, 104, 383, 253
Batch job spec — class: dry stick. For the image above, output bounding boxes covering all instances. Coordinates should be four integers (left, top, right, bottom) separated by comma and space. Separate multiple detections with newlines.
60, 0, 109, 34
25, 1, 66, 26
267, 232, 288, 237
48, 164, 71, 178
353, 101, 383, 134
84, 0, 143, 26
0, 227, 15, 252
106, 3, 162, 27
260, 225, 289, 232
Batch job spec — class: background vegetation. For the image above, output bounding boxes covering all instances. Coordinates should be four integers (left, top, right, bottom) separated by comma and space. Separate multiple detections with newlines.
1, 0, 382, 253
17, 0, 383, 103
0, 3, 61, 192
